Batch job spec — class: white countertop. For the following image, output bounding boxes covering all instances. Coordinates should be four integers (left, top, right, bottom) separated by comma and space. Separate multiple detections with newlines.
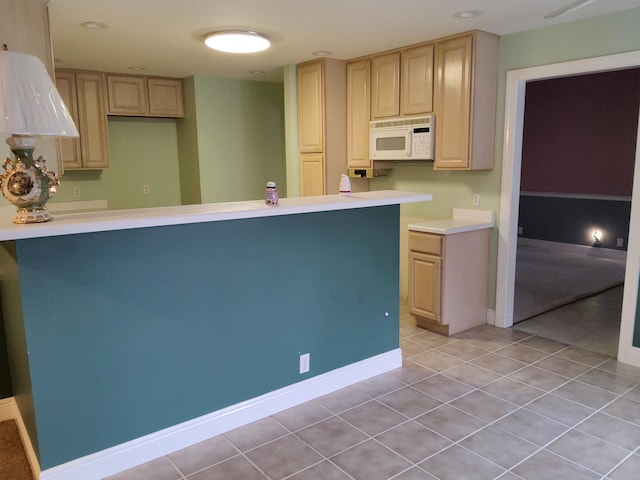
409, 208, 495, 235
0, 190, 432, 241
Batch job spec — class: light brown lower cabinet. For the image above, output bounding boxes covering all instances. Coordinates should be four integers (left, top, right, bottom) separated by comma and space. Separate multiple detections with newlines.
408, 228, 490, 335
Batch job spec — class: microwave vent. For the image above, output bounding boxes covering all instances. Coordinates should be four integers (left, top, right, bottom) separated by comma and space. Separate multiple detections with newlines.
370, 115, 433, 129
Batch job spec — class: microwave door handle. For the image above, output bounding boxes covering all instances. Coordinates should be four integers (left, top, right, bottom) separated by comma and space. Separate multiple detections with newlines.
407, 130, 412, 157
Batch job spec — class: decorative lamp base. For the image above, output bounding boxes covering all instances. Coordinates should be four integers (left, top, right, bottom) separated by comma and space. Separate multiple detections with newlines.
1, 135, 59, 224
13, 206, 52, 224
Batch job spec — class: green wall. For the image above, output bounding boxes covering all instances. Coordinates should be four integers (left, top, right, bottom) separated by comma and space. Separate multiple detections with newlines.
51, 117, 181, 209
368, 7, 640, 310
10, 205, 399, 469
179, 76, 287, 204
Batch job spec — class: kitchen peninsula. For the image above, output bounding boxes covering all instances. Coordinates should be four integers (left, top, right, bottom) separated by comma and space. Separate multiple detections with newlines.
0, 190, 431, 480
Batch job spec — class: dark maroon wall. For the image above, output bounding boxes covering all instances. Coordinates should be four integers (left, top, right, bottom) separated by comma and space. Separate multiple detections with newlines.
521, 68, 640, 196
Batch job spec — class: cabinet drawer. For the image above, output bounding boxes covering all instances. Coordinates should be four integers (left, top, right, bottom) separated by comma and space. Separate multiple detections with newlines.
409, 231, 442, 255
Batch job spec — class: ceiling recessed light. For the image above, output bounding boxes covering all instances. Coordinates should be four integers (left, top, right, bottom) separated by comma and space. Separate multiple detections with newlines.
128, 66, 147, 71
453, 10, 482, 19
204, 31, 270, 54
80, 21, 109, 29
249, 70, 266, 75
312, 50, 333, 57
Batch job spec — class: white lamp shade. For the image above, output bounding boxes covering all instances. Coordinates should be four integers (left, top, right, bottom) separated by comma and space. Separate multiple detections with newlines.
0, 49, 79, 137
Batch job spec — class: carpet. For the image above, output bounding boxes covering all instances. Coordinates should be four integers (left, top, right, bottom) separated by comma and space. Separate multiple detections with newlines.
514, 238, 626, 323
0, 420, 33, 480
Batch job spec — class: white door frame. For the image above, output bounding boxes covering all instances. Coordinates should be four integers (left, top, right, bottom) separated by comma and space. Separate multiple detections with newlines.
495, 50, 640, 367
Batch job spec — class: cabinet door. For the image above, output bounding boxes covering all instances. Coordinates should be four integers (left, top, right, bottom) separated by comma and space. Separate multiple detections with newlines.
297, 62, 324, 153
76, 73, 110, 169
55, 71, 82, 169
148, 78, 184, 117
401, 44, 434, 115
106, 74, 148, 115
347, 59, 371, 168
371, 52, 400, 119
434, 35, 472, 169
299, 153, 325, 196
409, 250, 441, 323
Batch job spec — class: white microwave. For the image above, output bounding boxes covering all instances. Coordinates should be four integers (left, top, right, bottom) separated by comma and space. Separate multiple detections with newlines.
369, 115, 434, 160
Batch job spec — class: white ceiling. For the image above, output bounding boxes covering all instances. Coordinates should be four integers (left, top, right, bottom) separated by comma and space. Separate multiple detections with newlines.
47, 0, 640, 83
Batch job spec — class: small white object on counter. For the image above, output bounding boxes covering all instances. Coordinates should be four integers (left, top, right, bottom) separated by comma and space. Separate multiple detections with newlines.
408, 208, 495, 235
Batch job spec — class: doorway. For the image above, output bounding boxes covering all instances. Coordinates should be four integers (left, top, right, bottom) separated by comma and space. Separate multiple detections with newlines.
511, 69, 638, 357
495, 50, 640, 367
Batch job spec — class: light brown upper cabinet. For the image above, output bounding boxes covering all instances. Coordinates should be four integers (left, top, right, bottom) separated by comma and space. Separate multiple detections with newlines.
401, 44, 434, 116
106, 74, 184, 117
347, 59, 371, 169
55, 70, 110, 170
296, 59, 347, 195
434, 31, 498, 170
371, 45, 434, 120
371, 52, 400, 119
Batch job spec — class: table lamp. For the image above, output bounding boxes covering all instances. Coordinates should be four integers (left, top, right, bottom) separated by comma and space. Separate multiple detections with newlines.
0, 45, 79, 224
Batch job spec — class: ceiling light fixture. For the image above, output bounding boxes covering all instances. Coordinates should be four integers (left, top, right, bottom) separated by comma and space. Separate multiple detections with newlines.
545, 0, 598, 19
80, 21, 108, 29
453, 10, 482, 19
312, 50, 333, 57
204, 31, 270, 54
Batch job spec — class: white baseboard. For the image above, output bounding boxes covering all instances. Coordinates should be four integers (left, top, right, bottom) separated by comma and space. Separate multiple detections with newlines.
486, 309, 496, 326
40, 349, 402, 480
0, 397, 40, 479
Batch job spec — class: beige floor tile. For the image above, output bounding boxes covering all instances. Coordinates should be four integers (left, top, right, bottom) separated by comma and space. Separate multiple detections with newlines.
547, 430, 629, 475
224, 417, 288, 452
377, 386, 442, 418
418, 445, 505, 480
436, 341, 489, 361
442, 363, 502, 388
495, 344, 550, 363
577, 412, 640, 451
598, 358, 640, 382
518, 335, 568, 353
315, 386, 372, 414
272, 401, 332, 432
454, 331, 512, 352
331, 439, 411, 480
375, 420, 451, 463
339, 400, 407, 436
533, 355, 592, 378
388, 365, 435, 385
392, 466, 438, 479
244, 434, 322, 479
352, 372, 406, 398
409, 350, 465, 372
608, 454, 640, 480
415, 404, 486, 442
495, 408, 567, 446
471, 353, 527, 375
555, 346, 611, 366
480, 377, 545, 406
576, 369, 638, 394
512, 450, 599, 480
525, 394, 595, 427
508, 365, 569, 391
460, 425, 538, 469
287, 460, 352, 480
553, 380, 618, 409
450, 390, 518, 422
602, 397, 640, 425
295, 416, 368, 457
411, 374, 474, 402
624, 384, 640, 402
168, 436, 237, 476
186, 455, 267, 480
401, 338, 431, 357
409, 331, 458, 349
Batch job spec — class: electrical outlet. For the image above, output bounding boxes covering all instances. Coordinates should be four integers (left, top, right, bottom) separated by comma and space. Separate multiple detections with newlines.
143, 185, 150, 194
472, 194, 480, 207
73, 187, 80, 197
299, 353, 310, 374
